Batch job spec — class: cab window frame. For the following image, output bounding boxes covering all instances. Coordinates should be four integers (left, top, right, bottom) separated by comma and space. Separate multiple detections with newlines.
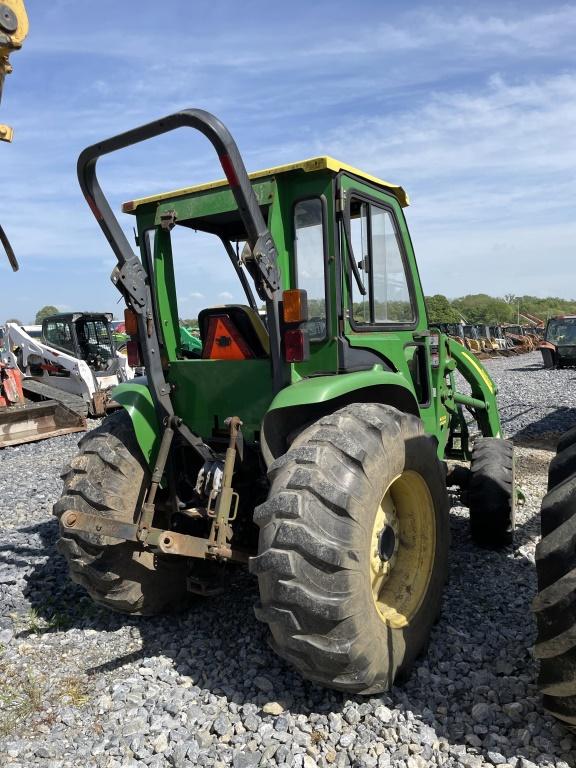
344, 189, 419, 332
292, 194, 330, 343
44, 319, 75, 354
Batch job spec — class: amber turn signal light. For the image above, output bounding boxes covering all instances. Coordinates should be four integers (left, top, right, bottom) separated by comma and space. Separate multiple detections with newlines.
282, 289, 308, 324
124, 308, 138, 337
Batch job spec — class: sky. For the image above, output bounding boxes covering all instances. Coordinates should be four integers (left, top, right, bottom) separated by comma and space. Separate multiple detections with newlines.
0, 0, 575, 322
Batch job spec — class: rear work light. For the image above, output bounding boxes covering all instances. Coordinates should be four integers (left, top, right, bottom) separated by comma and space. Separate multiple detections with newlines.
283, 329, 310, 363
126, 340, 141, 368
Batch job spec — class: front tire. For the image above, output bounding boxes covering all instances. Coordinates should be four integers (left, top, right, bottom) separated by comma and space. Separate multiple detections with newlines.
251, 403, 449, 694
469, 438, 515, 548
54, 410, 191, 615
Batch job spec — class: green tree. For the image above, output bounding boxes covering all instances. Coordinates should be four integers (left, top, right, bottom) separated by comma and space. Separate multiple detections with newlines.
425, 295, 462, 324
5, 317, 22, 324
452, 294, 514, 324
35, 305, 59, 324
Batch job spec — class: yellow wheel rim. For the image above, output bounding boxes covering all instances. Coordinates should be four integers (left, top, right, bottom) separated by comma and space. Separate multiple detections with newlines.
370, 470, 436, 629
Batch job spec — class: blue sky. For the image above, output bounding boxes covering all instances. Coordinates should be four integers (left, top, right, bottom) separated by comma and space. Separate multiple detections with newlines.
0, 1, 575, 322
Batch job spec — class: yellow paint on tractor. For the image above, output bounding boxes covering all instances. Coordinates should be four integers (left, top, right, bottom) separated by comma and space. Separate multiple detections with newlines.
461, 349, 495, 394
370, 470, 436, 629
122, 155, 409, 212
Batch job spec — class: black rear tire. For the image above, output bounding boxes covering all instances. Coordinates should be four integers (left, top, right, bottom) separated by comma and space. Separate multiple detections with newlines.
549, 443, 576, 491
557, 426, 576, 455
250, 403, 449, 694
54, 410, 192, 615
534, 435, 576, 725
469, 437, 515, 548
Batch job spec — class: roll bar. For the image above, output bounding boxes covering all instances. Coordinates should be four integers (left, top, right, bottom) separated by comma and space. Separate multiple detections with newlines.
77, 109, 280, 300
0, 222, 18, 271
77, 109, 285, 459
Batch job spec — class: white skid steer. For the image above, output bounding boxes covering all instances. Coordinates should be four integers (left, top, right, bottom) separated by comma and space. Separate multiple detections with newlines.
2, 313, 134, 418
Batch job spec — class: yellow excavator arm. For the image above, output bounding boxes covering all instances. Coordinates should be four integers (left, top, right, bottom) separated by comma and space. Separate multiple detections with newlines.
0, 0, 28, 142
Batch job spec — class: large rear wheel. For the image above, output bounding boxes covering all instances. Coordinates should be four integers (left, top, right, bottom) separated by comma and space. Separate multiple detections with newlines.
251, 403, 449, 693
54, 410, 191, 615
534, 434, 576, 725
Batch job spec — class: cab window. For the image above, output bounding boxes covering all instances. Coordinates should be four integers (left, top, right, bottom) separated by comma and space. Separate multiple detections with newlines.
294, 198, 327, 340
349, 198, 414, 325
44, 320, 74, 353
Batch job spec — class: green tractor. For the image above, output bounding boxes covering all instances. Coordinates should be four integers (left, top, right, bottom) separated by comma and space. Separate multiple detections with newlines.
54, 109, 514, 693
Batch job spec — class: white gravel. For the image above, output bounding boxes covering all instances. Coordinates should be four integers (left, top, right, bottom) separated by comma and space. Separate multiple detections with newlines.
0, 351, 575, 768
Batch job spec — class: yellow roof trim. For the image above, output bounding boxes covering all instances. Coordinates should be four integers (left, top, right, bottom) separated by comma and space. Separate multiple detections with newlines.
122, 156, 409, 212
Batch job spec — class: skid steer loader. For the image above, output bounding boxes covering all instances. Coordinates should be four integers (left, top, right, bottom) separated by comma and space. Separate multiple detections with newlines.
3, 313, 134, 416
0, 360, 85, 447
54, 108, 515, 694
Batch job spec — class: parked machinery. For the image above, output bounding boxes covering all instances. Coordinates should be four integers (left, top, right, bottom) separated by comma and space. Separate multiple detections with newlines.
539, 315, 576, 368
2, 312, 134, 416
504, 324, 534, 353
0, 0, 28, 271
53, 108, 514, 695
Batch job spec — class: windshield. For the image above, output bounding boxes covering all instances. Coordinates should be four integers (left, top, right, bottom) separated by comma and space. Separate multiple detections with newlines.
75, 317, 115, 368
165, 224, 257, 324
546, 318, 576, 345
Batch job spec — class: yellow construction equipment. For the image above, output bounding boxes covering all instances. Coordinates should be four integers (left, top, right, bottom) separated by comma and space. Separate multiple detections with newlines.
0, 0, 28, 143
0, 1, 85, 447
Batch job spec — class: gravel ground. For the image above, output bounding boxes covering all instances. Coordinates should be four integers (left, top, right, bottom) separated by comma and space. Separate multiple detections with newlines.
480, 351, 576, 442
0, 351, 575, 768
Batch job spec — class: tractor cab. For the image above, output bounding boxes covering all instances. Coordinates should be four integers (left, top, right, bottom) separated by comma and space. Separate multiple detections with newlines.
41, 312, 117, 372
540, 315, 576, 368
121, 156, 441, 451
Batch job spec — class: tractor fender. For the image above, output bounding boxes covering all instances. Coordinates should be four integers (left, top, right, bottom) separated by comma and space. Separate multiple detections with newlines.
111, 380, 160, 466
261, 365, 419, 466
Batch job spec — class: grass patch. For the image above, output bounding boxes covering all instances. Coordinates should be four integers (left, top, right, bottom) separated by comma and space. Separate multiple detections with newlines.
58, 676, 89, 707
0, 657, 89, 737
21, 607, 74, 635
0, 668, 44, 737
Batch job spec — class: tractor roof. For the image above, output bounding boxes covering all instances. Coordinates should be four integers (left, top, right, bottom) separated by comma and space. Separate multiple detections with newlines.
44, 312, 113, 323
122, 156, 409, 213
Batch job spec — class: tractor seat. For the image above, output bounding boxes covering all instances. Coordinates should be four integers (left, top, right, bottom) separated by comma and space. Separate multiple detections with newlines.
198, 305, 269, 360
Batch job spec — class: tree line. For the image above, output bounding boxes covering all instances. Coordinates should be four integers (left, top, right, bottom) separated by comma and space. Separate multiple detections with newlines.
425, 294, 576, 325
8, 296, 573, 331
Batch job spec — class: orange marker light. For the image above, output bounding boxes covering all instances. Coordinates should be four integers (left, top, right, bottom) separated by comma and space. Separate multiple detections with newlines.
282, 289, 308, 324
124, 308, 138, 337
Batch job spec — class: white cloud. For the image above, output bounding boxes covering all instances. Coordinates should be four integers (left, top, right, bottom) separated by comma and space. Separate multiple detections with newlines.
2, 2, 576, 322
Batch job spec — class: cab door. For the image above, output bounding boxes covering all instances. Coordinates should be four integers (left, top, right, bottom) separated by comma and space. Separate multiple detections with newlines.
338, 174, 431, 412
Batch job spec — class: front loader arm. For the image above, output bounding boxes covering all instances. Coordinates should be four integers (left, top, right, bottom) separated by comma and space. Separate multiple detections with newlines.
447, 338, 502, 438
3, 323, 96, 399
